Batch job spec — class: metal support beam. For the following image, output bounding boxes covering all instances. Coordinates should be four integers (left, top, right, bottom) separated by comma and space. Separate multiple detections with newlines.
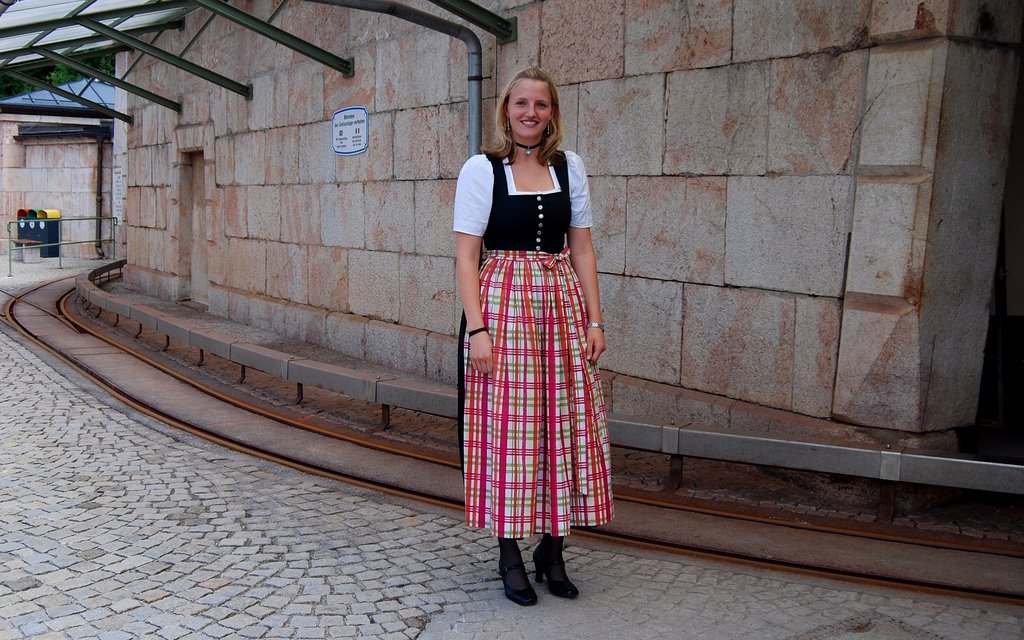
78, 17, 252, 98
191, 0, 353, 76
427, 0, 516, 43
3, 70, 133, 123
0, 23, 180, 65
33, 48, 182, 113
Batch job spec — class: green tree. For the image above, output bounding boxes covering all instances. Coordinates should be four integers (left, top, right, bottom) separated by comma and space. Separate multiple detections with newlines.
0, 54, 116, 99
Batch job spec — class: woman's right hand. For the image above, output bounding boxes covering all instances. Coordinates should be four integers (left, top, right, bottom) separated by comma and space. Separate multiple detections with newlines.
469, 331, 493, 374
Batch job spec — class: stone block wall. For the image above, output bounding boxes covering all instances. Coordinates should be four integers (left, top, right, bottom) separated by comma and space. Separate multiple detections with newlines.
117, 0, 1020, 444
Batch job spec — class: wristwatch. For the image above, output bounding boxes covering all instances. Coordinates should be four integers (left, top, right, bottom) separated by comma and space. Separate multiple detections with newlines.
586, 322, 605, 330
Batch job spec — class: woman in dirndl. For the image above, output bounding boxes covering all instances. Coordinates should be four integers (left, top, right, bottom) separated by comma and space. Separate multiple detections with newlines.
454, 66, 614, 606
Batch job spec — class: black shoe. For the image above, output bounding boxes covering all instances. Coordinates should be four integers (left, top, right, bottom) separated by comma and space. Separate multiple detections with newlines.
498, 562, 538, 606
533, 543, 579, 599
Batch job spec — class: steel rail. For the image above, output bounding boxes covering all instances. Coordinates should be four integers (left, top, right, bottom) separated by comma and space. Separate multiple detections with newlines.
3, 281, 1023, 605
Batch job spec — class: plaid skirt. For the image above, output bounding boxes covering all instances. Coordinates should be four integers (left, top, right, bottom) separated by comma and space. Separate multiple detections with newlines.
462, 248, 614, 538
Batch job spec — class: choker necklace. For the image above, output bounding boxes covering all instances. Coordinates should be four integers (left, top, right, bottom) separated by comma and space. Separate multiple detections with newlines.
515, 141, 543, 155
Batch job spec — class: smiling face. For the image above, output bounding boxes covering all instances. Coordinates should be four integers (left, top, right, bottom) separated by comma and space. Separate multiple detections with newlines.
504, 79, 554, 147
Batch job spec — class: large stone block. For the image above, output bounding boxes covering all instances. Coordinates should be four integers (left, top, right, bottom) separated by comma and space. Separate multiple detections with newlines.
610, 374, 732, 429
286, 62, 325, 126
588, 176, 627, 275
793, 296, 842, 417
325, 312, 366, 359
218, 185, 247, 239
845, 177, 930, 299
348, 249, 399, 322
426, 332, 458, 385
948, 0, 1023, 43
226, 238, 267, 293
598, 274, 682, 384
307, 245, 348, 312
394, 107, 440, 180
540, 0, 624, 84
336, 112, 393, 184
233, 131, 267, 185
495, 2, 541, 86
267, 242, 309, 304
832, 295, 922, 430
869, 0, 949, 42
624, 0, 732, 74
665, 61, 769, 176
364, 181, 415, 253
399, 254, 456, 335
438, 103, 470, 179
733, 0, 871, 61
323, 49, 376, 120
298, 122, 337, 185
376, 30, 452, 110
558, 84, 580, 156
245, 185, 281, 241
321, 182, 365, 249
859, 42, 946, 168
917, 42, 1019, 431
265, 127, 300, 185
579, 75, 665, 176
414, 179, 457, 258
280, 185, 321, 246
768, 51, 866, 175
625, 176, 726, 284
725, 176, 854, 297
681, 284, 796, 410
365, 320, 427, 376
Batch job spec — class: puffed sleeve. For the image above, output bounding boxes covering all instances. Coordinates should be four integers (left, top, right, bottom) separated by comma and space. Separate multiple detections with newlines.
453, 155, 494, 236
565, 150, 593, 228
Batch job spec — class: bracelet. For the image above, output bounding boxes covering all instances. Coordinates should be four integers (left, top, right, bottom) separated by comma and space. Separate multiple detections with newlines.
467, 326, 488, 338
586, 322, 605, 331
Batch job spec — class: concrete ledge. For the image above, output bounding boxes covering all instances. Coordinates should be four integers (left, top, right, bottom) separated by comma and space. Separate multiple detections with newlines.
607, 413, 676, 452
676, 426, 884, 478
188, 328, 236, 360
900, 453, 1024, 494
287, 359, 386, 404
129, 304, 164, 331
377, 379, 458, 418
156, 315, 195, 344
230, 343, 294, 379
105, 295, 133, 319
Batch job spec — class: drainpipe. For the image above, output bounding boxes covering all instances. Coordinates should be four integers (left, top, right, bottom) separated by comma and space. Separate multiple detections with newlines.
95, 134, 107, 258
305, 0, 483, 157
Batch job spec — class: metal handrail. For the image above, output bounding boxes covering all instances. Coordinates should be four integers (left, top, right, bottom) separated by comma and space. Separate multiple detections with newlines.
6, 216, 119, 277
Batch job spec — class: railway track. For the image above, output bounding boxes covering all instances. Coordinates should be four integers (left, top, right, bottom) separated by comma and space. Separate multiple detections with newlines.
4, 274, 1024, 604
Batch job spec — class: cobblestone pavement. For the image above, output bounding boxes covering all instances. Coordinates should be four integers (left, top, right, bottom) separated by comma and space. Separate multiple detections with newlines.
2, 263, 1024, 639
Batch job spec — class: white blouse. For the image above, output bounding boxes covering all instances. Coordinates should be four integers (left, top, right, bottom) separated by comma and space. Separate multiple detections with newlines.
452, 150, 593, 237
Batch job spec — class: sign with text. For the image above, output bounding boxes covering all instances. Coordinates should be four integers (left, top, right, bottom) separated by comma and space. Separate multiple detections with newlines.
332, 106, 369, 156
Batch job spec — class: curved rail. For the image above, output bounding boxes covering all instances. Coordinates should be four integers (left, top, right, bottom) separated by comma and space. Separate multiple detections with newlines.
4, 276, 1023, 604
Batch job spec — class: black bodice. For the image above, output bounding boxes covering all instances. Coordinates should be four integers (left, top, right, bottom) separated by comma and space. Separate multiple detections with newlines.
482, 155, 572, 254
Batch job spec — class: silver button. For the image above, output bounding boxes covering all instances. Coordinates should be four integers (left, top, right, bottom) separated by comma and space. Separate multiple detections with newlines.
538, 205, 544, 210
536, 196, 542, 201
538, 214, 544, 219
537, 222, 543, 228
535, 245, 541, 250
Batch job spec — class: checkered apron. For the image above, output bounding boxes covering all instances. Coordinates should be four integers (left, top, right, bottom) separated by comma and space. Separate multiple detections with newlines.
461, 248, 614, 538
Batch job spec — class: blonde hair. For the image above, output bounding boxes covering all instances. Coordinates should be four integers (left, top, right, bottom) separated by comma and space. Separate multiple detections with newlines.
482, 67, 565, 165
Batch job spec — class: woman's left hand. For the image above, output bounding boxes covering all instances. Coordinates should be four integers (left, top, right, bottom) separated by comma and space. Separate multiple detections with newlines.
586, 327, 606, 364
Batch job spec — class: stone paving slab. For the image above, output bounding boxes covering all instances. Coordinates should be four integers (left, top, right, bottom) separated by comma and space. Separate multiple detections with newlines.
2, 272, 1024, 638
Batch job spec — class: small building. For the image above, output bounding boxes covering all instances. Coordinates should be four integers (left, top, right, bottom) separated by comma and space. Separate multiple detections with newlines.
0, 79, 116, 260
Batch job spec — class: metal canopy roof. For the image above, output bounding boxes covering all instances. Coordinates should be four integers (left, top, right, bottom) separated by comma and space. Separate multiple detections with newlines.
0, 0, 514, 125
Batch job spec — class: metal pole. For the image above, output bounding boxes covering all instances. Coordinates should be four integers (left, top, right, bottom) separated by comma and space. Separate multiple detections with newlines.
305, 0, 483, 157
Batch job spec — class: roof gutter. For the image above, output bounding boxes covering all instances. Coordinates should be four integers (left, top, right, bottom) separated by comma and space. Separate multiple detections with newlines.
305, 0, 483, 157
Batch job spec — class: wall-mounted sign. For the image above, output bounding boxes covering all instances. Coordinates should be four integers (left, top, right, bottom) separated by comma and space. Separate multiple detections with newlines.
332, 106, 369, 156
